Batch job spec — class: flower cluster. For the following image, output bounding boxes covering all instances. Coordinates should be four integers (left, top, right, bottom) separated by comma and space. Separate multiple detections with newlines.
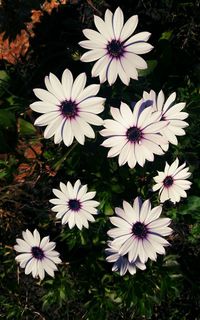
106, 197, 172, 275
14, 7, 192, 280
14, 229, 61, 280
49, 180, 99, 229
79, 7, 153, 85
30, 69, 105, 146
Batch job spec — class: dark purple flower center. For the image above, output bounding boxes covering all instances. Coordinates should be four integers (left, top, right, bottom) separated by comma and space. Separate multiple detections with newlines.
32, 246, 44, 260
68, 199, 81, 211
126, 126, 143, 143
60, 100, 78, 118
132, 222, 147, 239
107, 40, 124, 58
163, 176, 173, 187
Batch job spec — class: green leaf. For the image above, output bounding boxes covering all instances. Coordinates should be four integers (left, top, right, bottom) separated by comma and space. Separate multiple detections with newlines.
179, 196, 200, 218
159, 31, 173, 41
0, 109, 15, 128
19, 118, 36, 136
0, 70, 10, 82
138, 60, 158, 77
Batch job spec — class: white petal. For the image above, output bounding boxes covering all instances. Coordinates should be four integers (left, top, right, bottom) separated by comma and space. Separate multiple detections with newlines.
15, 239, 31, 252
148, 218, 171, 229
79, 40, 104, 49
163, 92, 176, 113
23, 230, 36, 246
160, 188, 169, 203
120, 15, 138, 41
30, 101, 59, 113
104, 9, 114, 39
118, 142, 131, 165
76, 84, 100, 103
124, 32, 151, 46
71, 73, 87, 101
37, 260, 45, 280
49, 73, 65, 100
79, 97, 105, 110
145, 206, 162, 224
75, 117, 95, 139
34, 112, 60, 126
33, 88, 59, 105
61, 69, 73, 100
53, 188, 67, 200
121, 55, 138, 79
62, 120, 74, 147
79, 112, 103, 126
33, 229, 40, 246
124, 52, 147, 70
110, 216, 132, 229
81, 49, 106, 62
94, 15, 112, 41
137, 241, 148, 263
54, 118, 66, 144
68, 212, 76, 229
81, 191, 96, 201
107, 58, 118, 85
40, 236, 50, 249
82, 28, 107, 45
44, 116, 63, 139
140, 200, 151, 223
134, 143, 146, 167
25, 259, 34, 275
91, 55, 110, 78
15, 253, 32, 263
143, 121, 168, 134
117, 60, 130, 85
113, 7, 124, 40
125, 42, 153, 54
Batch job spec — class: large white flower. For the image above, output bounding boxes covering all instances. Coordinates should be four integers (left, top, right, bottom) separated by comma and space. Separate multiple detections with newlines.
14, 229, 61, 280
50, 179, 99, 229
79, 7, 153, 85
143, 90, 188, 150
105, 242, 146, 276
30, 68, 105, 146
107, 197, 172, 264
100, 99, 168, 168
153, 158, 192, 203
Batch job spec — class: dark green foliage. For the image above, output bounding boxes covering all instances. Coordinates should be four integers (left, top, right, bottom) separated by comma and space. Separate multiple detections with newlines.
0, 0, 200, 319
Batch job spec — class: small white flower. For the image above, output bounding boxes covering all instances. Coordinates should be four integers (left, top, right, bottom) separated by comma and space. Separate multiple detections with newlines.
79, 7, 153, 85
153, 158, 192, 203
107, 197, 172, 264
100, 99, 168, 168
50, 179, 99, 230
105, 242, 146, 276
30, 68, 105, 146
143, 90, 189, 151
14, 229, 61, 280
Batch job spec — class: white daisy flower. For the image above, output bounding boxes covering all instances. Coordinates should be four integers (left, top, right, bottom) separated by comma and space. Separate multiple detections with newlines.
14, 229, 61, 280
107, 197, 172, 264
79, 7, 153, 85
105, 242, 146, 276
143, 90, 189, 151
30, 68, 105, 146
100, 99, 168, 168
153, 158, 192, 203
50, 179, 100, 230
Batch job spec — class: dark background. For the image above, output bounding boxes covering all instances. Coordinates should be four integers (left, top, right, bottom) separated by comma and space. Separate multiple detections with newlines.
0, 0, 200, 319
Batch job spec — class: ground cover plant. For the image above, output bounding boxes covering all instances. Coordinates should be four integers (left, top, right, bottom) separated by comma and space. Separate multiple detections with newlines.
0, 0, 200, 319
